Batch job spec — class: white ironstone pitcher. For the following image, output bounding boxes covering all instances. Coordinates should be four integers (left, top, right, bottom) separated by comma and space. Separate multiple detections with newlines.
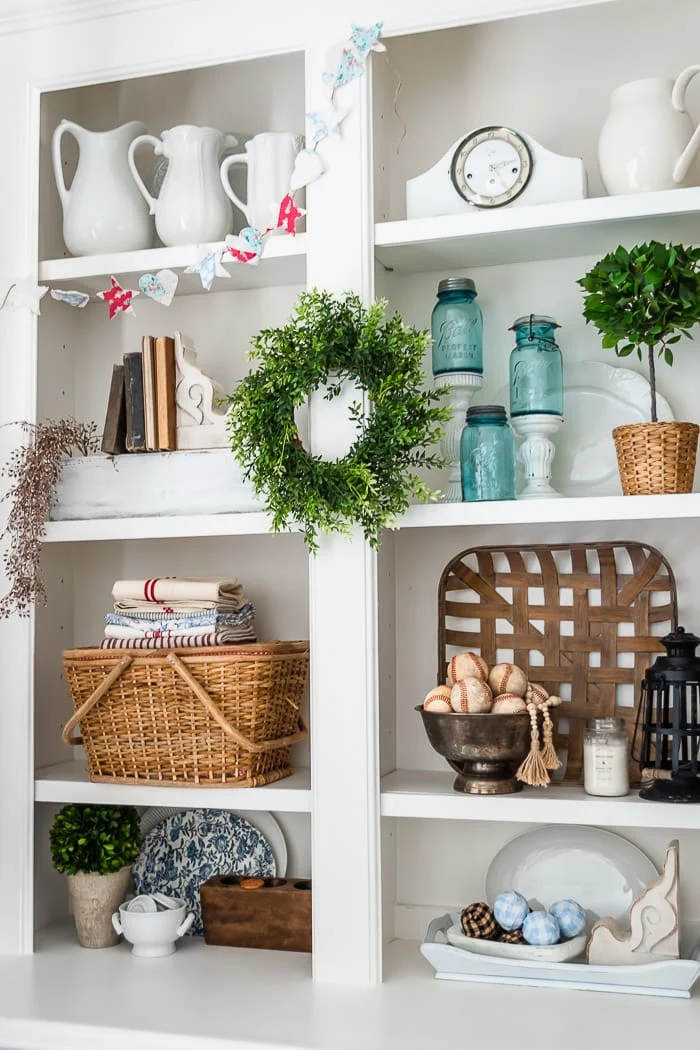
220, 132, 301, 232
52, 120, 154, 256
599, 68, 700, 194
128, 125, 238, 246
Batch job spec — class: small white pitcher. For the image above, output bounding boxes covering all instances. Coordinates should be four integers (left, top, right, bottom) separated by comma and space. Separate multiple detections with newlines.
220, 132, 302, 231
128, 125, 239, 246
52, 120, 154, 256
599, 68, 700, 194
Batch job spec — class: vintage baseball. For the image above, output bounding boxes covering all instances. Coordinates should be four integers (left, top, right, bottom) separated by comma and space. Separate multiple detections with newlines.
491, 694, 528, 715
450, 677, 493, 713
447, 651, 488, 685
526, 682, 549, 705
423, 686, 453, 713
488, 662, 528, 698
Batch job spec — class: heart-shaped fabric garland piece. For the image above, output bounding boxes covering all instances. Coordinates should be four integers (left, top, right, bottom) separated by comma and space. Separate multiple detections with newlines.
290, 149, 325, 191
138, 268, 178, 306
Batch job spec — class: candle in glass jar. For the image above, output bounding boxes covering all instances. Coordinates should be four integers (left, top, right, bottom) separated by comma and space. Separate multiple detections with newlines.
583, 717, 630, 796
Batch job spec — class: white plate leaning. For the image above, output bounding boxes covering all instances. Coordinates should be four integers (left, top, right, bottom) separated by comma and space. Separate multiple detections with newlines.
551, 361, 674, 496
485, 825, 658, 925
446, 924, 587, 962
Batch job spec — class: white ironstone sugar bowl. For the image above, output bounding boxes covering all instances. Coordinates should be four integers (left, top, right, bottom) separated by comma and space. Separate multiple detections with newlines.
112, 897, 193, 957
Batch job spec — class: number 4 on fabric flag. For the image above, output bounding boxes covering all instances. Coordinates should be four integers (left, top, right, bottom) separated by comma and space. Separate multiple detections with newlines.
276, 195, 305, 235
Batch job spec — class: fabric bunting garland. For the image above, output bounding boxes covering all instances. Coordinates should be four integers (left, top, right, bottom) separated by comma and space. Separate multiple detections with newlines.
1, 22, 385, 316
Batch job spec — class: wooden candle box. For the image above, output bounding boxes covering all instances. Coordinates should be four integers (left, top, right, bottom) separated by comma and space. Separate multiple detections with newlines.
200, 875, 312, 953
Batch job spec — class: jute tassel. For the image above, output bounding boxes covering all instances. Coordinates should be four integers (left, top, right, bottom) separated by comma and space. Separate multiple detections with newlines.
540, 696, 562, 771
516, 701, 550, 787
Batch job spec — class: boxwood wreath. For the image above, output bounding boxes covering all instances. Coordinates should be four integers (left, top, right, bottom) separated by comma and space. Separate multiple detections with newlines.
227, 290, 449, 551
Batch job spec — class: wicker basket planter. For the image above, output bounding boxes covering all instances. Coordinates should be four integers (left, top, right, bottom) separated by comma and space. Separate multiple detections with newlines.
61, 642, 309, 787
612, 421, 699, 495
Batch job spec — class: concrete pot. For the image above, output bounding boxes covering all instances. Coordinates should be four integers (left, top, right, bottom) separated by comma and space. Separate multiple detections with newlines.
67, 865, 132, 948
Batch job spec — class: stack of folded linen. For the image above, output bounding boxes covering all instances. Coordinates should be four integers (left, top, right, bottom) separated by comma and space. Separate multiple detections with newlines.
100, 576, 256, 650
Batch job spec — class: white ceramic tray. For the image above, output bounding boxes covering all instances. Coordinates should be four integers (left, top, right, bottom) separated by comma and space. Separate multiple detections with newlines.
445, 924, 587, 962
422, 914, 700, 999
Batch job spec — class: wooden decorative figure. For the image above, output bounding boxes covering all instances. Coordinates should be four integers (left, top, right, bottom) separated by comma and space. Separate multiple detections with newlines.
174, 331, 229, 449
587, 840, 680, 966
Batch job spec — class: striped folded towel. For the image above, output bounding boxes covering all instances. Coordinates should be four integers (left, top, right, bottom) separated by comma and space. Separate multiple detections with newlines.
105, 605, 255, 630
100, 632, 256, 650
104, 623, 256, 643
112, 577, 246, 612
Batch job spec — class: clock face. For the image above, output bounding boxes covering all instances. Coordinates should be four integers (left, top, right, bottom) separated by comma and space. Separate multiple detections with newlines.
451, 127, 533, 208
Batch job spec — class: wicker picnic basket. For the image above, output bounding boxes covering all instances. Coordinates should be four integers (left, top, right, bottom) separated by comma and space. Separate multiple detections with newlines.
61, 641, 309, 787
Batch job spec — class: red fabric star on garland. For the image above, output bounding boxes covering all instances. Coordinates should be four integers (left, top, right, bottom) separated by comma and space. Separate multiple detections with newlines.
97, 276, 139, 319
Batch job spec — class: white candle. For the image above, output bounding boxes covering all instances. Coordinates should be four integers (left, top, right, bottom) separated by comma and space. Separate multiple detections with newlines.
583, 718, 630, 797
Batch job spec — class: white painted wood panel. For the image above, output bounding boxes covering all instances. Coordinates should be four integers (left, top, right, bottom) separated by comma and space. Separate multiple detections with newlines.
381, 770, 700, 829
35, 761, 312, 810
1, 921, 700, 1050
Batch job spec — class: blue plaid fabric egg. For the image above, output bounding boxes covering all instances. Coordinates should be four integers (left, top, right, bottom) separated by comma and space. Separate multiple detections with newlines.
493, 890, 530, 931
522, 910, 560, 946
550, 899, 586, 939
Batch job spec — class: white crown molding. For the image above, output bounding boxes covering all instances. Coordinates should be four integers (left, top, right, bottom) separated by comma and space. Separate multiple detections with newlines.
0, 0, 181, 35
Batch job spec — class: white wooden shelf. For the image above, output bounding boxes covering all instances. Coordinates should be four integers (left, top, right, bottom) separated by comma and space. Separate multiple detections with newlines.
42, 492, 700, 543
42, 511, 282, 543
35, 760, 312, 812
38, 234, 307, 295
375, 186, 700, 272
380, 769, 700, 830
399, 492, 700, 528
1, 925, 698, 1050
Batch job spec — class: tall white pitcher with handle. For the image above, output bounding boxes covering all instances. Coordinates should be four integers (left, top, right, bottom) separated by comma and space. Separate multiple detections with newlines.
52, 120, 154, 256
220, 132, 301, 231
599, 68, 700, 194
128, 125, 238, 247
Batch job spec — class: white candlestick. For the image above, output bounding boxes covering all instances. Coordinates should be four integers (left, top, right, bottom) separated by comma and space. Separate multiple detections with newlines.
434, 372, 483, 502
511, 413, 563, 500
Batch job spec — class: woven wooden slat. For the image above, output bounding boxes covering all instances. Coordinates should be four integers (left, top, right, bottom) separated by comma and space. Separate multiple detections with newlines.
438, 543, 677, 785
62, 642, 309, 787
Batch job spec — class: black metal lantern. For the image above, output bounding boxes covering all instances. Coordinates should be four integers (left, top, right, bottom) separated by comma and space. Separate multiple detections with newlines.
633, 626, 700, 802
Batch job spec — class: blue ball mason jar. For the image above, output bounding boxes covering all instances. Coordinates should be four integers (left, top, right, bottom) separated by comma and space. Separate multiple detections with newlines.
460, 405, 516, 502
431, 277, 483, 377
509, 314, 563, 418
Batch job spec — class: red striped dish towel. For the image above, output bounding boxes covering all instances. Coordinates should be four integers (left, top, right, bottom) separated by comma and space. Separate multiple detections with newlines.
112, 577, 246, 611
99, 632, 256, 650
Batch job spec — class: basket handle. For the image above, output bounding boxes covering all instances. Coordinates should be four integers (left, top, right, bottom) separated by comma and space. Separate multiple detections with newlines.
166, 652, 308, 752
61, 656, 133, 746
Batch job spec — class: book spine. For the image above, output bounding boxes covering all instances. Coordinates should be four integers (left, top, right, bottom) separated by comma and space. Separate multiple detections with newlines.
123, 351, 146, 452
154, 336, 177, 451
101, 363, 127, 455
141, 335, 157, 451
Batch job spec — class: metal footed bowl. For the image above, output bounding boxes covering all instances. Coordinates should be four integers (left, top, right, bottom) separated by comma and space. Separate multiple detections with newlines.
416, 705, 531, 795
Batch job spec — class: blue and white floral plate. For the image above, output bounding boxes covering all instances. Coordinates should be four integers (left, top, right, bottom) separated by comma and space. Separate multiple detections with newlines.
133, 809, 276, 935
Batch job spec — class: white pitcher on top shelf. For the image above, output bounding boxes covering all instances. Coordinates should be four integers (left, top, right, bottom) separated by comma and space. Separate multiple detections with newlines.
128, 125, 239, 246
220, 132, 302, 232
599, 67, 700, 194
52, 120, 154, 256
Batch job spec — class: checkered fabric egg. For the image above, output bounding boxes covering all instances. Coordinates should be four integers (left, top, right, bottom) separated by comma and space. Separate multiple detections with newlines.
550, 899, 586, 940
493, 890, 530, 931
460, 902, 499, 940
499, 928, 525, 944
522, 910, 560, 946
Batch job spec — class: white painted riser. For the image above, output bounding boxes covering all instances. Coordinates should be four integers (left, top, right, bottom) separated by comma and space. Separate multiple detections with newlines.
52, 451, 262, 520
